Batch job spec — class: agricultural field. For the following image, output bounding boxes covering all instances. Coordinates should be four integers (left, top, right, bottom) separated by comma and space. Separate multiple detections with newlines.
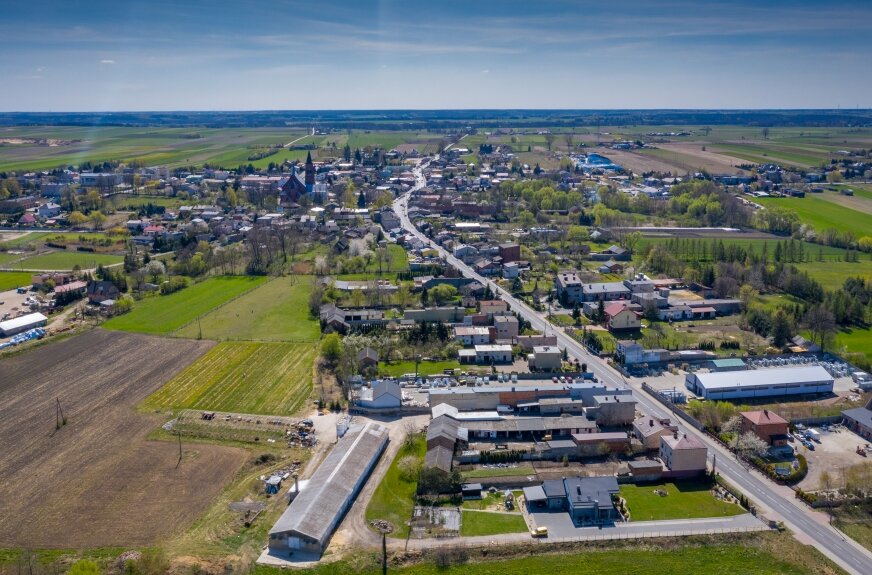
13, 250, 123, 270
175, 275, 319, 342
619, 480, 745, 521
0, 328, 247, 548
103, 275, 266, 334
755, 195, 872, 241
0, 271, 32, 291
0, 126, 309, 172
835, 327, 872, 366
141, 341, 316, 415
0, 126, 448, 173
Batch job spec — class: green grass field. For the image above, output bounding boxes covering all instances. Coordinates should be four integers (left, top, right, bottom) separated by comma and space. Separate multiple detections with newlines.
141, 341, 315, 415
0, 252, 23, 266
261, 533, 836, 575
378, 359, 461, 378
14, 250, 123, 270
835, 327, 872, 365
462, 466, 536, 479
174, 275, 319, 342
0, 271, 32, 291
460, 510, 528, 537
104, 275, 266, 334
365, 434, 426, 539
619, 480, 744, 521
756, 195, 872, 241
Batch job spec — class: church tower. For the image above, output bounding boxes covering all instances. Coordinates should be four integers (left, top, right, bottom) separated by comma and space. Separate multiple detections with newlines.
304, 151, 315, 193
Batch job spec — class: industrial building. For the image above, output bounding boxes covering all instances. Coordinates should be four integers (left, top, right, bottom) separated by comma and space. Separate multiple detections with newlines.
267, 422, 389, 556
0, 312, 48, 337
428, 382, 631, 412
685, 365, 834, 400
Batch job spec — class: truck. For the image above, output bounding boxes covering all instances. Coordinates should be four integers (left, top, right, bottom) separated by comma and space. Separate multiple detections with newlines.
806, 429, 821, 443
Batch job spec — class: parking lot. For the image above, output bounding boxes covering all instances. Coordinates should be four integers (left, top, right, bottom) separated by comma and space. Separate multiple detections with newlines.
796, 424, 871, 491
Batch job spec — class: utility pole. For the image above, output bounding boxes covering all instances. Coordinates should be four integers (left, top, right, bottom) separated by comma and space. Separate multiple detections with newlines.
176, 430, 183, 468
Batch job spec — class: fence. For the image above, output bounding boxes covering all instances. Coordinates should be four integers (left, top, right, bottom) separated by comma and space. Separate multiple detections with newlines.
789, 415, 843, 427
641, 382, 705, 431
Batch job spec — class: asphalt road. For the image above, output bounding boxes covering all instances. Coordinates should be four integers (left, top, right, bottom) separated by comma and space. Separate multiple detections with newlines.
392, 157, 872, 575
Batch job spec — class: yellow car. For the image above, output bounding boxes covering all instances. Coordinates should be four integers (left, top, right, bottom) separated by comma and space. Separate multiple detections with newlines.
531, 526, 548, 538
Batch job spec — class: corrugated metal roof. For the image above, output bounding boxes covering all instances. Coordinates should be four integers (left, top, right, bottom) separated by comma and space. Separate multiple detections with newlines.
269, 422, 388, 546
694, 365, 833, 390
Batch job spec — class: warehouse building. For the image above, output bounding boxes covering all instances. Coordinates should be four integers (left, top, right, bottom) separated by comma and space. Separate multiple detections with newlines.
685, 365, 833, 400
267, 422, 389, 557
0, 312, 48, 337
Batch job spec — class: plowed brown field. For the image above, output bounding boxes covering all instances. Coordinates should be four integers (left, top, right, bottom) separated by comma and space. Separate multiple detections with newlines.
0, 329, 247, 548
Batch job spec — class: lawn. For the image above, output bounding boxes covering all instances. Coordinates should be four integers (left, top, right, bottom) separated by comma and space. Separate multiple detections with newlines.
365, 434, 426, 539
14, 250, 123, 270
141, 341, 315, 415
103, 275, 266, 334
619, 480, 744, 521
460, 510, 528, 537
0, 271, 32, 291
462, 465, 536, 479
0, 232, 51, 248
378, 359, 461, 378
174, 275, 319, 342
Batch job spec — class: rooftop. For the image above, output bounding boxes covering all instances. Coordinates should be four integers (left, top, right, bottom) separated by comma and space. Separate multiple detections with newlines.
693, 365, 833, 390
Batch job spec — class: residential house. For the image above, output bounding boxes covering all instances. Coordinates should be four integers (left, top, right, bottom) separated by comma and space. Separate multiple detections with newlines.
633, 417, 678, 450
604, 302, 641, 331
659, 433, 707, 477
357, 347, 380, 370
555, 271, 584, 304
493, 315, 519, 340
478, 300, 509, 317
528, 346, 563, 371
740, 410, 789, 446
529, 476, 620, 525
86, 280, 120, 304
453, 326, 492, 346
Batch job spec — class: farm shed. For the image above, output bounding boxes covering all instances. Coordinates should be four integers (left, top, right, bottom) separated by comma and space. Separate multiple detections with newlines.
0, 312, 48, 337
685, 365, 833, 400
267, 422, 389, 556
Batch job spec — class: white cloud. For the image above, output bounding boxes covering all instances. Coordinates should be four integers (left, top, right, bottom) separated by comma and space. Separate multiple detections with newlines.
99, 59, 116, 64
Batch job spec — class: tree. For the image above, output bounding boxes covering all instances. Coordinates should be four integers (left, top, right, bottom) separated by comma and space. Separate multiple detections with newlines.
721, 415, 743, 435
145, 260, 166, 283
68, 210, 88, 228
771, 309, 793, 348
761, 127, 770, 139
803, 304, 836, 350
89, 210, 107, 231
430, 284, 457, 305
544, 133, 555, 151
320, 333, 342, 363
735, 431, 769, 459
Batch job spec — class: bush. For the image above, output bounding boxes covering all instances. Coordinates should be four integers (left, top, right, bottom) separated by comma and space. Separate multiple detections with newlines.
397, 455, 421, 482
160, 275, 189, 295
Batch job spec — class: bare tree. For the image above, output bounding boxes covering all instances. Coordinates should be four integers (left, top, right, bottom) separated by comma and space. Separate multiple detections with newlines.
544, 133, 555, 151
803, 305, 836, 350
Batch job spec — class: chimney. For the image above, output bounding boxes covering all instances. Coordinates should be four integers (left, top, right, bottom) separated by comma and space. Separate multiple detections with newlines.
294, 474, 299, 494
764, 409, 769, 417
650, 419, 654, 427
673, 431, 679, 439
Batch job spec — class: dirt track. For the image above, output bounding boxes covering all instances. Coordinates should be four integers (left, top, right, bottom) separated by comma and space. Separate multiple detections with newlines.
0, 329, 247, 548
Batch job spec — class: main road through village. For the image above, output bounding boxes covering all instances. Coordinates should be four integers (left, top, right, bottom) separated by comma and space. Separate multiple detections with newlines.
392, 150, 872, 575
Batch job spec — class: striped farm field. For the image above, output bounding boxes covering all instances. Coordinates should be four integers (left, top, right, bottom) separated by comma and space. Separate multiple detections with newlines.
142, 341, 316, 415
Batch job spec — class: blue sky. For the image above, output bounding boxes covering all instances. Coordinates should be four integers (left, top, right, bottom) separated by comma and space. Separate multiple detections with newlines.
1, 0, 871, 111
